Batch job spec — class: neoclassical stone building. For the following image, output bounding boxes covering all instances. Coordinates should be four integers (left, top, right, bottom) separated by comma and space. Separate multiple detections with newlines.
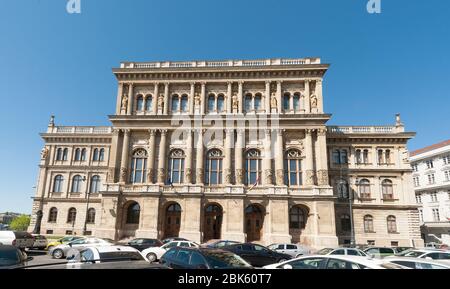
29, 57, 423, 248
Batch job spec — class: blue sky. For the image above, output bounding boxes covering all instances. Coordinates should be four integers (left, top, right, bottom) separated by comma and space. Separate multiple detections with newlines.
0, 0, 449, 213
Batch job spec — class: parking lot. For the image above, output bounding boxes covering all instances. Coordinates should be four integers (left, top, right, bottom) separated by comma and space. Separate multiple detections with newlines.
25, 250, 66, 267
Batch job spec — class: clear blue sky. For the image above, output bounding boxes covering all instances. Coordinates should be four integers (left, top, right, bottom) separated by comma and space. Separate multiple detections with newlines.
0, 0, 449, 213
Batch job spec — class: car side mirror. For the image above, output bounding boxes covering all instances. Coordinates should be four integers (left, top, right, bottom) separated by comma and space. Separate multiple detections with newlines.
282, 264, 293, 269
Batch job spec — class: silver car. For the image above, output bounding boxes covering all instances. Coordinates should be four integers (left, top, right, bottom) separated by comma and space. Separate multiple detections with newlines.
48, 237, 113, 259
268, 243, 312, 258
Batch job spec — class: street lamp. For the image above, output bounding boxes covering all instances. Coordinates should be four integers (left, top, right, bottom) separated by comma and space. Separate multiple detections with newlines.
82, 176, 91, 236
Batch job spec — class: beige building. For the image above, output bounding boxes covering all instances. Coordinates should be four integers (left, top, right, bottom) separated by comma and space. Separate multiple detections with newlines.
28, 57, 423, 248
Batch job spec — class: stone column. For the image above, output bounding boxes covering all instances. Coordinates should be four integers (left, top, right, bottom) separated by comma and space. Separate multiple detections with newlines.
195, 129, 204, 184
226, 82, 232, 114
157, 130, 168, 184
200, 82, 206, 115
304, 129, 315, 186
224, 129, 233, 184
127, 83, 134, 115
274, 129, 284, 186
304, 79, 310, 114
185, 130, 193, 184
235, 129, 244, 184
316, 128, 329, 186
152, 83, 159, 115
189, 82, 195, 115
263, 129, 273, 185
238, 81, 243, 114
107, 129, 120, 183
147, 130, 156, 184
116, 82, 124, 115
316, 79, 323, 113
276, 81, 282, 113
119, 129, 130, 183
265, 81, 271, 113
163, 83, 170, 115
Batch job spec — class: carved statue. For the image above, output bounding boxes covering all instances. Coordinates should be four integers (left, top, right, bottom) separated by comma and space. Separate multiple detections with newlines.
121, 94, 128, 110
310, 94, 318, 108
158, 94, 164, 109
194, 93, 201, 107
40, 147, 49, 160
185, 168, 192, 183
120, 167, 127, 182
270, 93, 277, 109
235, 169, 244, 184
232, 94, 238, 110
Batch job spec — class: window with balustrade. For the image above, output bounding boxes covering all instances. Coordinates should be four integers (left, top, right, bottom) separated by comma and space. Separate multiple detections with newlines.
168, 149, 185, 184
381, 179, 394, 200
284, 149, 302, 186
205, 149, 223, 185
245, 149, 262, 185
130, 149, 148, 184
358, 179, 371, 199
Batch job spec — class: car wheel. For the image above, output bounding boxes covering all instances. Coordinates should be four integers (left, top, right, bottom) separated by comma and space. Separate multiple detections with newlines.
146, 253, 157, 262
52, 249, 64, 259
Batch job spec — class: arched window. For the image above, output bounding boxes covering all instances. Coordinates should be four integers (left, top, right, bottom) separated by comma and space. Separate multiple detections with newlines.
48, 207, 58, 223
283, 93, 290, 111
180, 95, 188, 112
126, 202, 140, 224
355, 149, 362, 164
333, 149, 341, 164
74, 148, 81, 161
244, 94, 252, 112
208, 94, 215, 112
56, 148, 63, 161
336, 179, 349, 199
363, 149, 369, 164
71, 175, 83, 193
63, 148, 68, 161
130, 149, 147, 184
245, 149, 261, 185
254, 93, 262, 111
89, 175, 101, 194
358, 179, 371, 199
167, 203, 182, 212
284, 149, 302, 186
67, 208, 77, 224
382, 179, 394, 199
385, 149, 391, 164
145, 95, 153, 111
168, 149, 185, 184
363, 215, 374, 233
93, 148, 99, 161
53, 175, 64, 193
341, 214, 351, 232
289, 206, 306, 229
86, 208, 96, 224
387, 215, 397, 233
136, 95, 144, 111
205, 149, 223, 185
99, 148, 105, 161
293, 93, 300, 111
217, 94, 225, 112
171, 94, 180, 112
81, 148, 86, 161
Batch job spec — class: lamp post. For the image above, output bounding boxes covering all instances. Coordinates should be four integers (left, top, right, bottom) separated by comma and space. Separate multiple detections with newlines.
82, 176, 90, 236
349, 187, 356, 246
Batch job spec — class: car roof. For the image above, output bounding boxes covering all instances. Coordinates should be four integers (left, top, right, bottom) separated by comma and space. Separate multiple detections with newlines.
89, 245, 139, 253
385, 256, 450, 266
296, 254, 382, 266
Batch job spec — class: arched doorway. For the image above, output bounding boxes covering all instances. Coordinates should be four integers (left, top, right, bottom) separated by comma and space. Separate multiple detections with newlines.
203, 204, 223, 242
164, 203, 181, 239
289, 205, 309, 243
245, 204, 264, 242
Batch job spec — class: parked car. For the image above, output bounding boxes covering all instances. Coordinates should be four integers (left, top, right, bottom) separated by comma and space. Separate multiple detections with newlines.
268, 243, 312, 257
162, 237, 189, 244
30, 234, 48, 250
392, 249, 450, 263
316, 247, 368, 257
66, 245, 146, 268
382, 256, 450, 269
160, 247, 253, 269
0, 231, 35, 249
393, 246, 414, 254
263, 255, 406, 269
363, 247, 397, 258
123, 238, 163, 251
46, 236, 84, 250
221, 243, 291, 267
0, 245, 33, 269
142, 240, 199, 262
202, 239, 240, 249
49, 237, 114, 259
425, 242, 442, 249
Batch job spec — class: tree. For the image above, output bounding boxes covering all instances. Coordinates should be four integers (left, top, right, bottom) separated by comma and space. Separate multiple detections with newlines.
9, 215, 31, 231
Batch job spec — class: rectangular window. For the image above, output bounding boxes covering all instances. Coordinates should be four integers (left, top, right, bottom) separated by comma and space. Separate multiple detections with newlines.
419, 209, 423, 223
428, 174, 435, 185
431, 192, 438, 202
432, 209, 440, 221
416, 194, 422, 204
391, 241, 399, 247
445, 171, 450, 181
443, 155, 450, 165
46, 230, 54, 235
426, 160, 434, 169
412, 164, 418, 172
413, 177, 420, 187
65, 230, 73, 235
367, 240, 375, 246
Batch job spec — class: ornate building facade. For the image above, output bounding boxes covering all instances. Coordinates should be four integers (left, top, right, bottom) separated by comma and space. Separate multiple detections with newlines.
28, 58, 423, 248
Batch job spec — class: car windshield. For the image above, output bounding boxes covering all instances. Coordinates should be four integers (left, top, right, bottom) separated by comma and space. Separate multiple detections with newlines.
204, 251, 252, 268
397, 250, 423, 257
0, 250, 19, 266
99, 251, 144, 262
316, 248, 333, 255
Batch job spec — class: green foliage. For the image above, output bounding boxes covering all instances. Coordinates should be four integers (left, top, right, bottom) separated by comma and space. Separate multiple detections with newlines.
9, 215, 31, 231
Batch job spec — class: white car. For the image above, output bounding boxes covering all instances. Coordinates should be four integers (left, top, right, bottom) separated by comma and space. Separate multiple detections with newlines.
382, 256, 450, 269
66, 245, 146, 268
49, 237, 114, 259
268, 243, 312, 258
0, 231, 35, 249
390, 249, 450, 263
263, 255, 405, 269
141, 240, 199, 262
315, 247, 368, 257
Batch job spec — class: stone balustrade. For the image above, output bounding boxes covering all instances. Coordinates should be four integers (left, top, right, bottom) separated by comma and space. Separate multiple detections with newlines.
327, 125, 404, 134
47, 126, 113, 134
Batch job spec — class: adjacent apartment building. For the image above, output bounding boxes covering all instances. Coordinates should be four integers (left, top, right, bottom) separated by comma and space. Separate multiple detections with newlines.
410, 140, 450, 244
28, 57, 423, 248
